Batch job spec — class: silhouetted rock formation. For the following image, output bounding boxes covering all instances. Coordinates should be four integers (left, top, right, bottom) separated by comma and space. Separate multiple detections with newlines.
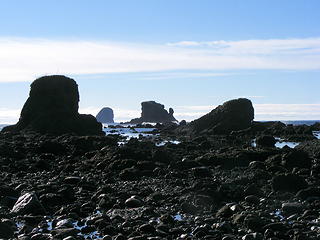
2, 75, 103, 135
130, 101, 177, 124
96, 107, 114, 123
180, 98, 254, 134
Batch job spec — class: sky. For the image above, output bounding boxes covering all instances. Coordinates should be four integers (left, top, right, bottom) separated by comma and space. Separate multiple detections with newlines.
0, 0, 319, 123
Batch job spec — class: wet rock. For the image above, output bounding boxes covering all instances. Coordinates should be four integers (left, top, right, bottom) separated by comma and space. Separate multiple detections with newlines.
256, 135, 276, 148
0, 221, 14, 238
30, 233, 52, 240
139, 223, 156, 233
245, 195, 260, 205
119, 167, 141, 180
96, 107, 114, 123
244, 215, 267, 232
216, 205, 234, 218
64, 176, 81, 185
180, 98, 254, 134
272, 174, 308, 192
52, 228, 79, 238
130, 101, 177, 124
281, 150, 311, 169
281, 202, 304, 215
241, 232, 263, 240
11, 192, 45, 215
192, 166, 212, 178
181, 201, 198, 214
125, 196, 143, 208
36, 141, 66, 155
152, 149, 172, 163
296, 187, 320, 200
2, 75, 103, 135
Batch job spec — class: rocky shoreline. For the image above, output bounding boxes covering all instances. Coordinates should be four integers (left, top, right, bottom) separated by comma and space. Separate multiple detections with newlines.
1, 75, 320, 239
0, 122, 320, 239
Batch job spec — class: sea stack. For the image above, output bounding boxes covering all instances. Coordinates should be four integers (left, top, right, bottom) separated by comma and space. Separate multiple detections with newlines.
130, 101, 177, 124
2, 75, 104, 135
96, 107, 114, 123
180, 98, 254, 134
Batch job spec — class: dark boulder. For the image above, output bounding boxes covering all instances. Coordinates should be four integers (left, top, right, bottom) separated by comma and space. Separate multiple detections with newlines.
96, 107, 114, 123
256, 135, 276, 148
180, 98, 254, 135
11, 192, 46, 215
281, 150, 311, 169
2, 75, 103, 135
272, 174, 308, 192
129, 101, 177, 123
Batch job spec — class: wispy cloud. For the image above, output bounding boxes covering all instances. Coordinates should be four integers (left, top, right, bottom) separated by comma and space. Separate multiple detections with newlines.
0, 37, 320, 82
168, 38, 320, 55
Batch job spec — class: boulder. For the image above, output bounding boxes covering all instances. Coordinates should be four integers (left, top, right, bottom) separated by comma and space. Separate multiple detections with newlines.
272, 174, 308, 192
2, 75, 103, 135
96, 107, 114, 123
129, 101, 177, 123
11, 192, 46, 215
256, 135, 276, 148
180, 98, 254, 135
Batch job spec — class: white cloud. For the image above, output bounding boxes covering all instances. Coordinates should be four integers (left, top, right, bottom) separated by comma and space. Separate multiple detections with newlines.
0, 37, 320, 82
168, 38, 320, 55
0, 108, 20, 124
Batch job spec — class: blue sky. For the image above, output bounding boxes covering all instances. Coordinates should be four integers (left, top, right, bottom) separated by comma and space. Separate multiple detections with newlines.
0, 0, 320, 123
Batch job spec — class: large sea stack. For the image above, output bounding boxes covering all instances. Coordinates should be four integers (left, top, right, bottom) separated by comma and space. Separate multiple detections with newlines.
96, 107, 114, 123
181, 98, 254, 134
130, 101, 177, 124
2, 75, 104, 135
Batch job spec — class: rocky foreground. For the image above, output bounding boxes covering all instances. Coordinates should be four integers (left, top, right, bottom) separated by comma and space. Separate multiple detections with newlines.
1, 75, 320, 239
0, 127, 320, 240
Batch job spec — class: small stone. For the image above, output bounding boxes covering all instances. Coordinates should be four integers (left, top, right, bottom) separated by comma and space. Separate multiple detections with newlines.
125, 196, 143, 208
139, 223, 156, 233
281, 202, 304, 215
245, 195, 260, 205
242, 232, 263, 240
11, 192, 46, 215
64, 176, 81, 184
192, 167, 212, 178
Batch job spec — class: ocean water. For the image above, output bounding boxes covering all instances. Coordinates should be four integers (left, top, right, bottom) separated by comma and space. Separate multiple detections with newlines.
281, 120, 320, 126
